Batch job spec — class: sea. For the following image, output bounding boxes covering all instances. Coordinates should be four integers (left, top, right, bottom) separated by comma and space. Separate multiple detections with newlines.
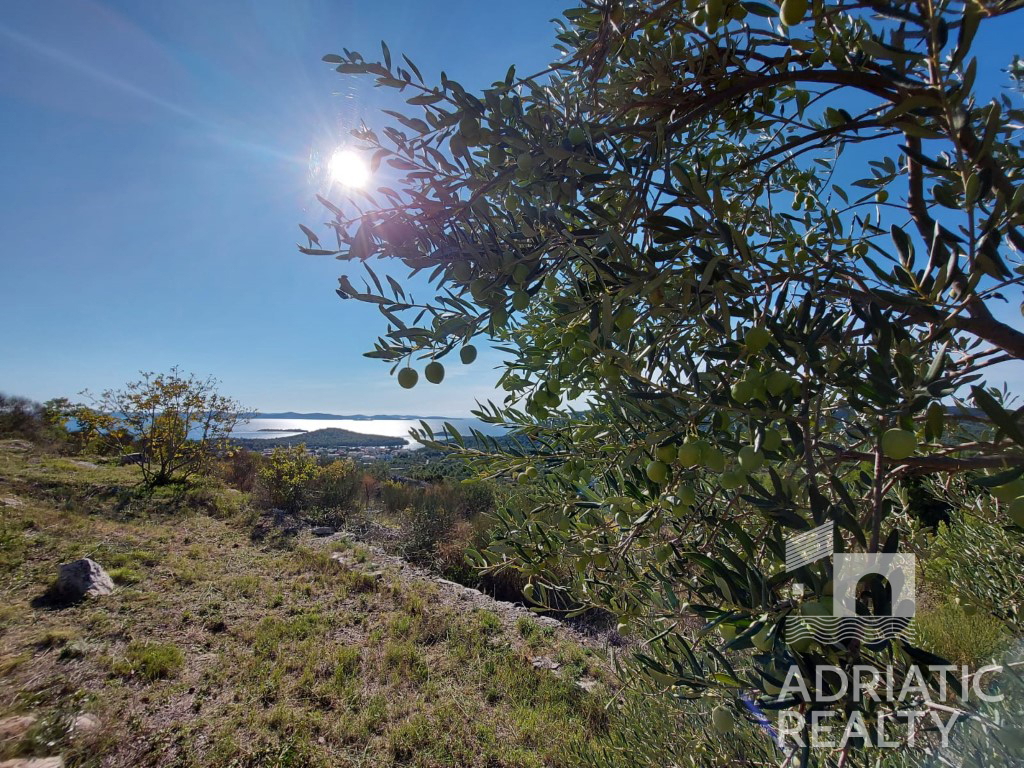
232, 417, 505, 449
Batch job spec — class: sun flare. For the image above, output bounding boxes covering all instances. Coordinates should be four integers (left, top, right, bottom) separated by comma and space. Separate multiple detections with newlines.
328, 148, 371, 189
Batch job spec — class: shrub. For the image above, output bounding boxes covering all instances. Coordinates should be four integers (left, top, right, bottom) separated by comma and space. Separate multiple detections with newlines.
308, 459, 360, 510
455, 478, 496, 516
218, 447, 261, 492
182, 478, 248, 519
256, 446, 359, 522
400, 502, 457, 564
0, 393, 71, 447
0, 393, 45, 439
79, 368, 243, 486
434, 518, 482, 584
380, 480, 414, 514
924, 505, 1024, 633
256, 446, 320, 512
914, 598, 1010, 667
379, 478, 500, 576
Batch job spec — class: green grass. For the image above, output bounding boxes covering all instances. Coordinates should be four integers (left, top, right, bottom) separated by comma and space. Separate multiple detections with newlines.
107, 566, 143, 585
516, 616, 556, 650
915, 599, 1011, 667
112, 641, 185, 681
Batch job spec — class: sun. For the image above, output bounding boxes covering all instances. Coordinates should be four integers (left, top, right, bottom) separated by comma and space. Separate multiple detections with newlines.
328, 148, 371, 189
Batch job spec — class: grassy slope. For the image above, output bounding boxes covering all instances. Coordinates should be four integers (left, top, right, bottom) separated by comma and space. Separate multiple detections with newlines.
0, 441, 611, 767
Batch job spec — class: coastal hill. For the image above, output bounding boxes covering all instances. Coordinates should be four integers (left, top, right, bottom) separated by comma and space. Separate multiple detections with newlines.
250, 411, 458, 421
230, 427, 408, 450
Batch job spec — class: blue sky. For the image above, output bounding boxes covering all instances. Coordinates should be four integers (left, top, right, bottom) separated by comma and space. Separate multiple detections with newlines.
0, 0, 558, 415
1, 1, 1020, 415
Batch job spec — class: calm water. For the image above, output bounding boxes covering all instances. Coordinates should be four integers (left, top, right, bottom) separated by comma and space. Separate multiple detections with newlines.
232, 417, 505, 448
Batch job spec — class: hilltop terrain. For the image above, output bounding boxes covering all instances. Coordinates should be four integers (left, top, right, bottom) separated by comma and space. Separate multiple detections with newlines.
230, 427, 408, 451
0, 440, 614, 767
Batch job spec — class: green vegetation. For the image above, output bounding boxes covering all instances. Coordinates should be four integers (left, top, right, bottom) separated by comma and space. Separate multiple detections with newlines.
305, 0, 1024, 764
75, 367, 243, 486
111, 641, 185, 681
923, 502, 1024, 633
377, 476, 520, 589
254, 445, 361, 517
0, 393, 73, 448
914, 598, 1010, 668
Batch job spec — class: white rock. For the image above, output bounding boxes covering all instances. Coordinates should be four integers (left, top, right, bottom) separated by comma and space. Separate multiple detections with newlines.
0, 714, 36, 740
70, 714, 100, 736
56, 558, 114, 599
531, 656, 561, 670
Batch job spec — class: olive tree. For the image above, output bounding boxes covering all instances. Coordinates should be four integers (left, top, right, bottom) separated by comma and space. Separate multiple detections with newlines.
81, 368, 243, 486
303, 1, 1024, 763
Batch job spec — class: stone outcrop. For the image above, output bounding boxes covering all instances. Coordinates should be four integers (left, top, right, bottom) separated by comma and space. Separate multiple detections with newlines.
0, 715, 36, 741
55, 559, 114, 600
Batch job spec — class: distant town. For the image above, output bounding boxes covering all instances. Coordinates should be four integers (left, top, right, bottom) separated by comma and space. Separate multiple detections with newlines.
255, 442, 416, 464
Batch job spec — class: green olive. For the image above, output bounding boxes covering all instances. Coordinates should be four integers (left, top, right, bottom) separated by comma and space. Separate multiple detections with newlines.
677, 485, 697, 506
703, 447, 726, 473
656, 444, 678, 464
881, 428, 918, 460
719, 469, 745, 490
677, 441, 703, 466
424, 361, 445, 384
397, 368, 418, 389
744, 326, 772, 354
738, 446, 764, 472
780, 0, 809, 27
731, 380, 756, 404
646, 460, 670, 484
766, 371, 796, 396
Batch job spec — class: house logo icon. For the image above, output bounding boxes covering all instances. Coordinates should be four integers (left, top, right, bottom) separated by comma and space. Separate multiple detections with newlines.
785, 523, 916, 646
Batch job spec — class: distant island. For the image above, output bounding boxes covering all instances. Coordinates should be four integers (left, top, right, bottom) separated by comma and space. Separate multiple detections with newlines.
230, 427, 407, 450
257, 428, 307, 433
248, 411, 460, 421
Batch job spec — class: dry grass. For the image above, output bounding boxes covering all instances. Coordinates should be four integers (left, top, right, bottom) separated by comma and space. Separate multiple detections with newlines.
0, 441, 612, 767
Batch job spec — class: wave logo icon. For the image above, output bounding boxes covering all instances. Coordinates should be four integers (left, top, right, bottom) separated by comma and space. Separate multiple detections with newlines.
784, 523, 916, 647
